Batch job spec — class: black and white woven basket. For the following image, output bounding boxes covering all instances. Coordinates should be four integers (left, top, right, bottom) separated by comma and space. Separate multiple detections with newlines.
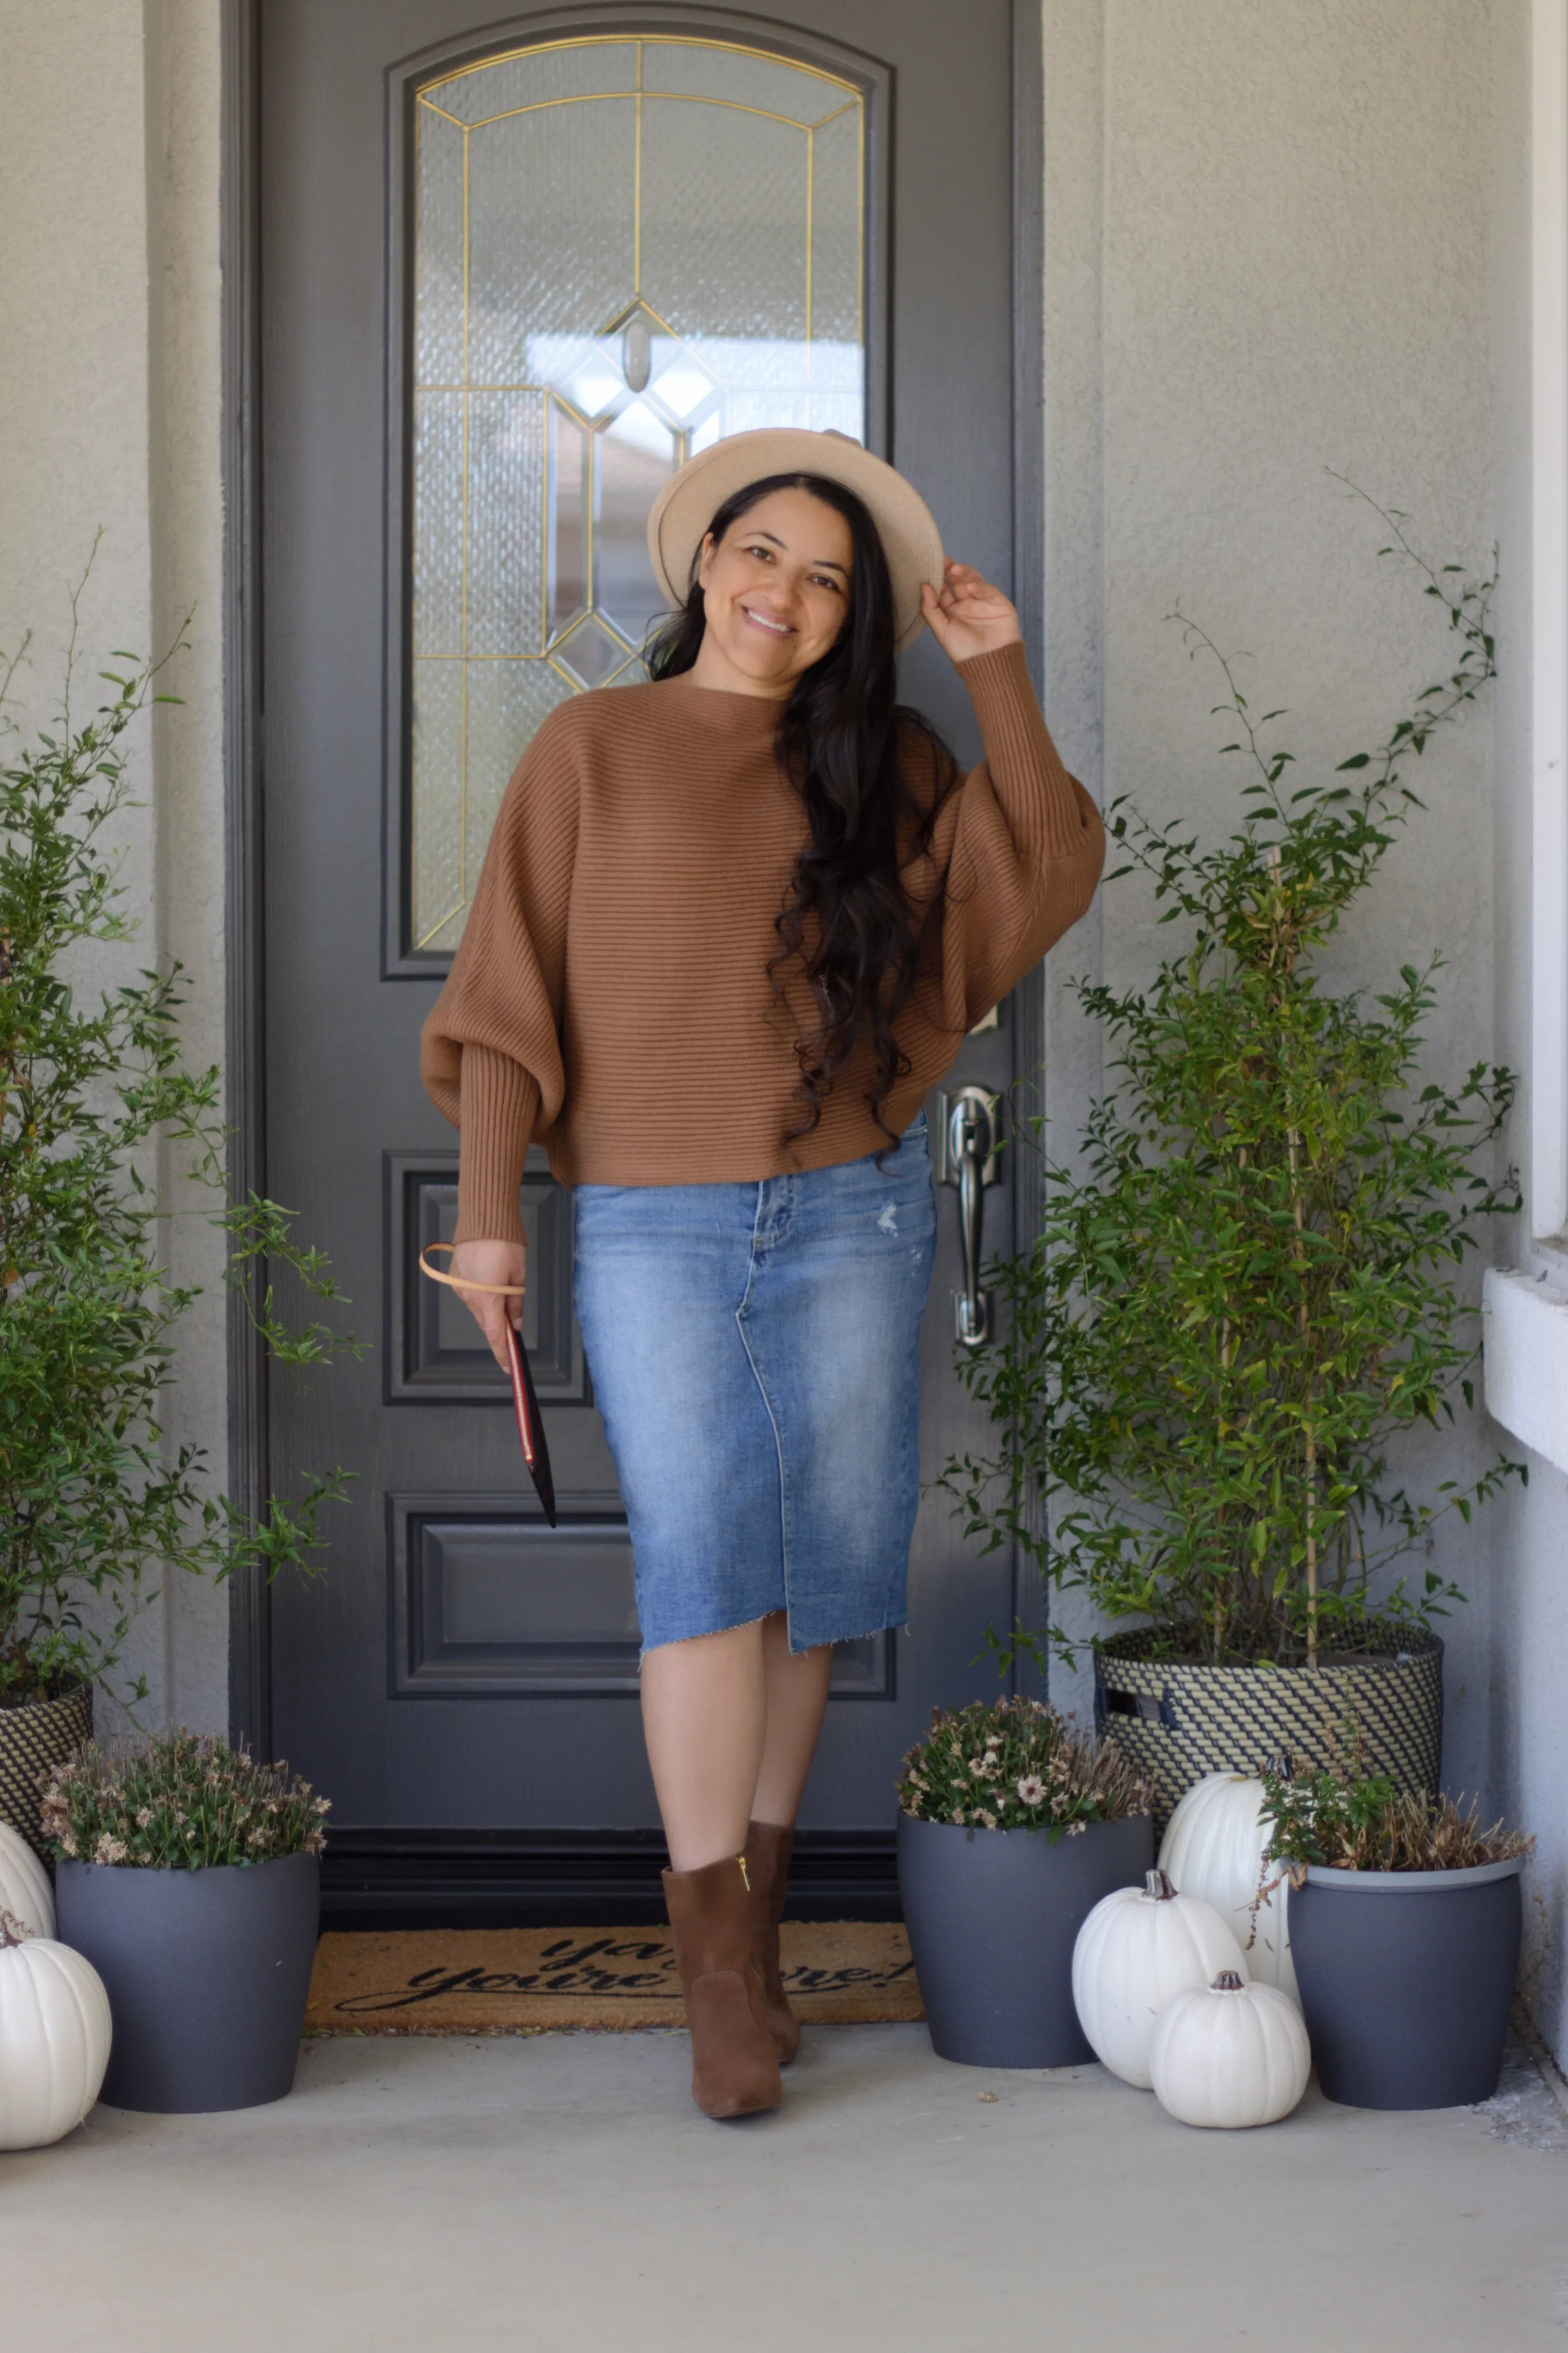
1094, 1624, 1443, 1834
0, 1685, 92, 1857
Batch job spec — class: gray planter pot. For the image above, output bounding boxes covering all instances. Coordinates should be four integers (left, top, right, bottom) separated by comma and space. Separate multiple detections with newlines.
55, 1850, 320, 2113
0, 1683, 92, 1857
1288, 1854, 1523, 2109
897, 1810, 1153, 2067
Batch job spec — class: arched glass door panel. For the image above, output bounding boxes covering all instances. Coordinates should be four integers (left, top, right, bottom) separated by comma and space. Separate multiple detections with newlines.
407, 33, 868, 956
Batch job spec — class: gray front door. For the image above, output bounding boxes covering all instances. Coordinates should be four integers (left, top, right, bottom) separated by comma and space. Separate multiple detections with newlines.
254, 0, 1036, 1918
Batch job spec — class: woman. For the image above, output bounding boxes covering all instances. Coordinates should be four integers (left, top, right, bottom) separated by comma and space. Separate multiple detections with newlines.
419, 427, 1104, 2120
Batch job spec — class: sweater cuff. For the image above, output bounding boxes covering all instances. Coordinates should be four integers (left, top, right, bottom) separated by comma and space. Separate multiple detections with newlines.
956, 639, 1090, 858
454, 1044, 541, 1246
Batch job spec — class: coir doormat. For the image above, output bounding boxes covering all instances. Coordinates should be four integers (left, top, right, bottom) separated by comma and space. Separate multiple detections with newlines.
306, 1922, 923, 2035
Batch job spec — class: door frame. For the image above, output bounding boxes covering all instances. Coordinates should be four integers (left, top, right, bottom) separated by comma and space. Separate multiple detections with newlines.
220, 0, 1046, 1919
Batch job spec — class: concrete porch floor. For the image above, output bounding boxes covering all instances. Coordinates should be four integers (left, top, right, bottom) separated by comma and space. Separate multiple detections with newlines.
6, 2024, 1566, 2351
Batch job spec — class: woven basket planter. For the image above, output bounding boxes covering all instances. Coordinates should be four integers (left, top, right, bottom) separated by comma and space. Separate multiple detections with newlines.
0, 1685, 92, 1858
1094, 1624, 1443, 1834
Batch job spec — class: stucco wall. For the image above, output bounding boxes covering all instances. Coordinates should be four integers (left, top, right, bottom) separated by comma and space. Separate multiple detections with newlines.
0, 0, 227, 1733
1485, 0, 1568, 2061
1034, 0, 1542, 1967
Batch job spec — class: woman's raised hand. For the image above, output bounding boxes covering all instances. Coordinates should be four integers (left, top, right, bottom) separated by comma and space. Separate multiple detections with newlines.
920, 560, 1024, 665
447, 1237, 528, 1372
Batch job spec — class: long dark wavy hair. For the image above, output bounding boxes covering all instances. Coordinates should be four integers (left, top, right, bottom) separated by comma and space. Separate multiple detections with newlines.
645, 471, 959, 1145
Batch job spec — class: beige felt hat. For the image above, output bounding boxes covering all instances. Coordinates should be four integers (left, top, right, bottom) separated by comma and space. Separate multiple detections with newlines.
646, 427, 945, 651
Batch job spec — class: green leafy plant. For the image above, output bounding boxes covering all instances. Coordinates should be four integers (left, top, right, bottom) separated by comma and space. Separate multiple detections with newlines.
0, 559, 362, 1708
1258, 1727, 1530, 1876
896, 1695, 1151, 1835
944, 493, 1523, 1670
40, 1730, 329, 1869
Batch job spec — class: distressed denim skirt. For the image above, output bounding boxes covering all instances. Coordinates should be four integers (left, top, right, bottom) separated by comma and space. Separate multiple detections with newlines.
573, 1110, 937, 1655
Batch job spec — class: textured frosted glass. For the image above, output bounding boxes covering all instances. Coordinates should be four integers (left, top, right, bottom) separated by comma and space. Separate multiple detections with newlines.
638, 41, 848, 128
640, 106, 806, 342
811, 106, 862, 348
409, 37, 865, 954
412, 392, 465, 657
425, 42, 638, 126
595, 404, 679, 643
546, 399, 590, 638
414, 109, 465, 385
467, 392, 546, 657
464, 661, 574, 882
553, 615, 633, 690
411, 657, 465, 952
468, 103, 636, 385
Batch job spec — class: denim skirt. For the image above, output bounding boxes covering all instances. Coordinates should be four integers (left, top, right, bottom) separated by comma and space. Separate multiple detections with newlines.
573, 1112, 937, 1654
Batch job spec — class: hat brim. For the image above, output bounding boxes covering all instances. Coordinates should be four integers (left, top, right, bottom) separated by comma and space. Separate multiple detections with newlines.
646, 428, 945, 653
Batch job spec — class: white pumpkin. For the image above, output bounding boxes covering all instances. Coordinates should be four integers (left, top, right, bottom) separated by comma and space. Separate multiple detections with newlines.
0, 1823, 56, 1940
1072, 1868, 1248, 2089
1149, 1969, 1311, 2128
1159, 1772, 1297, 2003
0, 1920, 112, 2148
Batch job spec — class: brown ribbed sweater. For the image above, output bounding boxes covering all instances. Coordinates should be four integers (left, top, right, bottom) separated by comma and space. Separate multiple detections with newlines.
420, 639, 1104, 1244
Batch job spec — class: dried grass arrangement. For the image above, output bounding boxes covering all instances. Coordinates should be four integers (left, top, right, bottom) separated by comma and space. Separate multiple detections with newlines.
1260, 1735, 1530, 1876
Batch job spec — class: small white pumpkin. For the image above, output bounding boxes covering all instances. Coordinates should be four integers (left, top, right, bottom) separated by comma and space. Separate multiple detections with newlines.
1149, 1968, 1311, 2128
0, 1822, 56, 1940
1159, 1772, 1297, 2003
0, 1914, 112, 2149
1072, 1868, 1248, 2089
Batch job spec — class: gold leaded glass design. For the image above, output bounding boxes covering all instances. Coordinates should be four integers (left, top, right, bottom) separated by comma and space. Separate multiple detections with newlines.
410, 34, 867, 955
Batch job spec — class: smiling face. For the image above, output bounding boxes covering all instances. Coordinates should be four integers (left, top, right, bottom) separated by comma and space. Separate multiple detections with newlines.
689, 485, 855, 698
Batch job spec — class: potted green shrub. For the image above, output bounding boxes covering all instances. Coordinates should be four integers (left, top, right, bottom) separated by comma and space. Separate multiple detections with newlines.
895, 1695, 1153, 2066
1259, 1738, 1531, 2109
0, 583, 358, 1843
46, 1730, 327, 2112
944, 502, 1521, 1825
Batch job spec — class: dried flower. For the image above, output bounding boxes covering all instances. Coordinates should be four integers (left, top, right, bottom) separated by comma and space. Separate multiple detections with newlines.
897, 1696, 1150, 1837
40, 1730, 329, 1872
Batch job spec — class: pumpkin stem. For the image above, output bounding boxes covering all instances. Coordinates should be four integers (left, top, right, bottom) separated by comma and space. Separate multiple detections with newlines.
1144, 1868, 1177, 1901
0, 1907, 30, 1949
1211, 1970, 1246, 1992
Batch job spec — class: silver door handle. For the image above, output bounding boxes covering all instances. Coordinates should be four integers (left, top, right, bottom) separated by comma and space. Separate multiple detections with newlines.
937, 1087, 1002, 1348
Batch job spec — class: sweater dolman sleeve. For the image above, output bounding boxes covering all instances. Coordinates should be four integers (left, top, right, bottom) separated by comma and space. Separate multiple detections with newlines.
918, 639, 1104, 1030
418, 707, 580, 1244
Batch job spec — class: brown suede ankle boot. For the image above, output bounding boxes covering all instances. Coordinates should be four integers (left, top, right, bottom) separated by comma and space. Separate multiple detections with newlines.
662, 1855, 783, 2120
743, 1819, 801, 2064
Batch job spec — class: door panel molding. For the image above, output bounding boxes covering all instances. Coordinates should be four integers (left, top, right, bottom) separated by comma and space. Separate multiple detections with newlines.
390, 1489, 639, 1693
388, 1491, 898, 1698
385, 1148, 590, 1403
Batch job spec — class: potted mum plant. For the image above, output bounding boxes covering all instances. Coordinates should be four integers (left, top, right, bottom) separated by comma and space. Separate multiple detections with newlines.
0, 578, 358, 1843
46, 1730, 328, 2112
944, 499, 1521, 1826
1260, 1737, 1531, 2111
896, 1695, 1152, 2067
